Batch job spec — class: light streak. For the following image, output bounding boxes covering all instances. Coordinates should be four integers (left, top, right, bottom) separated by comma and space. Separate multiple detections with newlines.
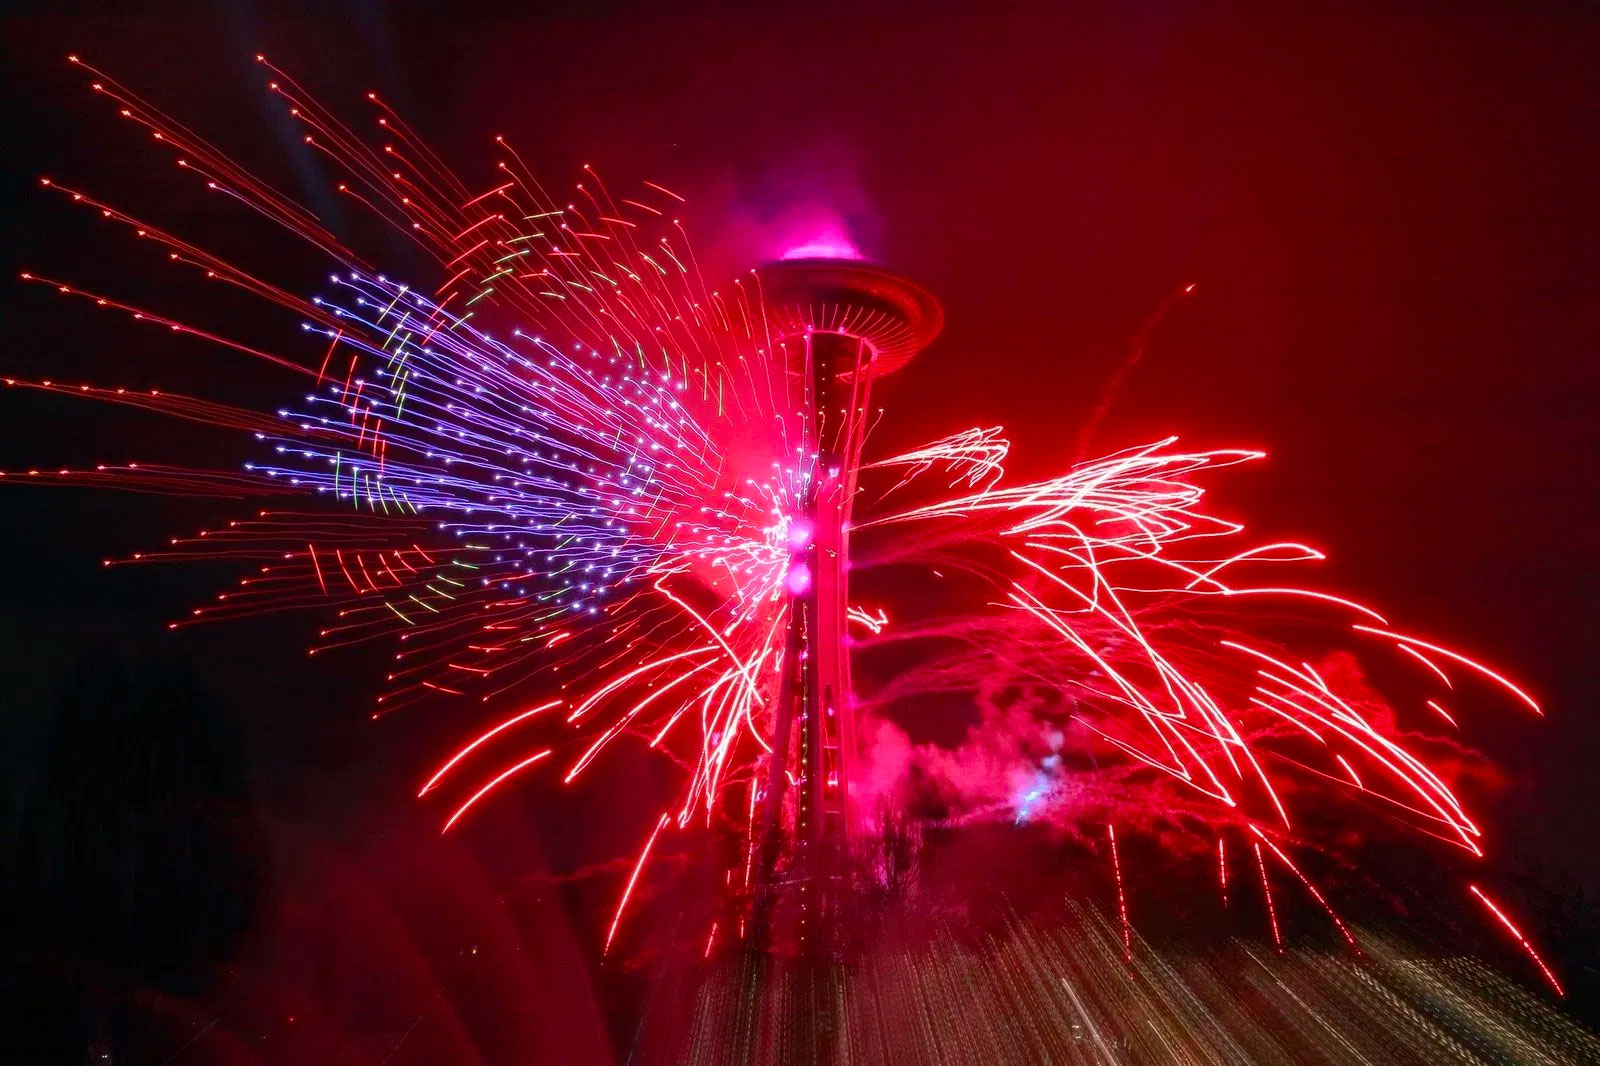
1352, 625, 1541, 714
420, 698, 561, 796
11, 52, 1554, 971
442, 748, 551, 832
1217, 838, 1229, 906
606, 812, 669, 954
1254, 842, 1282, 951
1108, 823, 1131, 958
1252, 826, 1359, 953
1469, 884, 1564, 996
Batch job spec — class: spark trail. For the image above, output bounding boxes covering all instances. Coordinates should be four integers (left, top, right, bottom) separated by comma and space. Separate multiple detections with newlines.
9, 54, 1558, 991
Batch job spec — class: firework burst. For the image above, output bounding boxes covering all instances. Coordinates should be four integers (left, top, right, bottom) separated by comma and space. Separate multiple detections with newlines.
9, 53, 1559, 992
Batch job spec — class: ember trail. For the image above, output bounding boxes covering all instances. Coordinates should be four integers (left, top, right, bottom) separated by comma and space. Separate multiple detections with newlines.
9, 53, 1560, 1000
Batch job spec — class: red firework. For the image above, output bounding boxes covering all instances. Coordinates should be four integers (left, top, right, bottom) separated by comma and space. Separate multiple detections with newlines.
6, 53, 1561, 993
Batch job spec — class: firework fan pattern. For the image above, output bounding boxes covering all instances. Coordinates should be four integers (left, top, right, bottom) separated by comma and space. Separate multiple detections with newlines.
8, 54, 1559, 991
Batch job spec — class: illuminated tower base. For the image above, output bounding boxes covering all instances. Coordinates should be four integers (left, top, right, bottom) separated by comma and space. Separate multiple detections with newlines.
753, 259, 942, 953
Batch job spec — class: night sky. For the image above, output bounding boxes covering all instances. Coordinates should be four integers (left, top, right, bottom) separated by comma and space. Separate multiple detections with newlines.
2, 3, 1597, 1061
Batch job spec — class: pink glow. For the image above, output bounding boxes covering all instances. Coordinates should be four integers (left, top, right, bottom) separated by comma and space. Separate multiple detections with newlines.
777, 211, 864, 261
781, 238, 862, 260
